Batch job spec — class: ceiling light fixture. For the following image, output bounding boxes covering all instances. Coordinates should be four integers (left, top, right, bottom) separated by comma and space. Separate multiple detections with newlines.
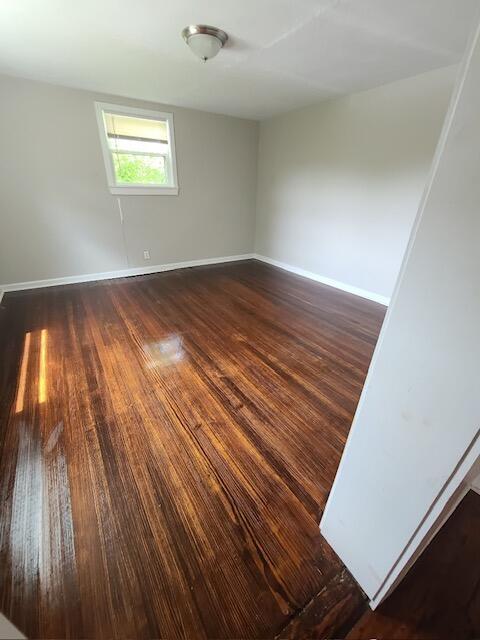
182, 25, 228, 62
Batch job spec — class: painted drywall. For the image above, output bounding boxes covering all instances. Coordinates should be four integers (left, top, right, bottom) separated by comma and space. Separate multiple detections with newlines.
0, 74, 258, 286
0, 68, 457, 293
320, 19, 480, 601
255, 66, 457, 300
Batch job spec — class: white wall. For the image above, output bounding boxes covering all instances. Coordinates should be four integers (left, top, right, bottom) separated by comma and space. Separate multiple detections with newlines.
255, 66, 456, 300
320, 20, 480, 603
0, 74, 258, 286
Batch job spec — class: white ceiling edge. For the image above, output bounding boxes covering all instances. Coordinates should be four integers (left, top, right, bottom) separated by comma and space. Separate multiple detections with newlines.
0, 68, 260, 123
0, 61, 462, 125
257, 62, 460, 121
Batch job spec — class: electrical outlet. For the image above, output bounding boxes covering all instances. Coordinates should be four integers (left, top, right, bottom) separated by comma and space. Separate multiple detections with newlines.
143, 250, 150, 260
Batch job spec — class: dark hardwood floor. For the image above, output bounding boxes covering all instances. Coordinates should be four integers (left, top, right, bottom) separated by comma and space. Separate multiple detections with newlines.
0, 260, 385, 639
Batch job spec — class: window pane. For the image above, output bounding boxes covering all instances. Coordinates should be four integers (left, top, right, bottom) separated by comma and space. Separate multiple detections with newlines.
112, 153, 167, 185
96, 103, 178, 193
105, 113, 169, 155
108, 136, 169, 155
104, 114, 167, 140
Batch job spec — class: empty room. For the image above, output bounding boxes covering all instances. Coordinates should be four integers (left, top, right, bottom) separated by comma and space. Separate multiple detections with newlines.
1, 1, 479, 638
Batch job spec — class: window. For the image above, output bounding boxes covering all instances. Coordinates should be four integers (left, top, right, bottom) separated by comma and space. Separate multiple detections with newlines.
95, 102, 178, 195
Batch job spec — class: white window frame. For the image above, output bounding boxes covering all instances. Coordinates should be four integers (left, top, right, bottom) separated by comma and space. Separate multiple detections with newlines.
95, 102, 179, 196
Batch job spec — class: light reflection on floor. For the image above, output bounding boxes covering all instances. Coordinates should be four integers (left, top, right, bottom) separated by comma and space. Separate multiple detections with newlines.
38, 329, 47, 405
15, 333, 31, 414
10, 328, 77, 608
143, 335, 185, 369
15, 329, 48, 414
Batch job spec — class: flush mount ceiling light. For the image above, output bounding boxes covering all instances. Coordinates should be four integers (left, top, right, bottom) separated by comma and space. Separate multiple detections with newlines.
182, 25, 228, 62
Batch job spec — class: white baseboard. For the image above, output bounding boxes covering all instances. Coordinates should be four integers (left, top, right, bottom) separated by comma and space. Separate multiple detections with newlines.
253, 254, 390, 306
1, 253, 390, 307
0, 254, 254, 295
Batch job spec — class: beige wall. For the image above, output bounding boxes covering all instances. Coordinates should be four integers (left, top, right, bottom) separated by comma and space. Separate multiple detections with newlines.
255, 66, 457, 300
0, 74, 258, 285
0, 68, 458, 292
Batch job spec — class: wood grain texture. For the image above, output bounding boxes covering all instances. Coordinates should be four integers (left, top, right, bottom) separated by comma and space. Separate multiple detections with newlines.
276, 569, 367, 640
0, 260, 385, 639
346, 490, 480, 640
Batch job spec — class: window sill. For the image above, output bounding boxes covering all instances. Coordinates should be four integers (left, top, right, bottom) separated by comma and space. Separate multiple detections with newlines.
109, 186, 179, 196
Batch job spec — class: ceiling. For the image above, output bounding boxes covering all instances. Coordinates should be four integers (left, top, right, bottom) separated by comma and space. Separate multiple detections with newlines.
0, 0, 478, 120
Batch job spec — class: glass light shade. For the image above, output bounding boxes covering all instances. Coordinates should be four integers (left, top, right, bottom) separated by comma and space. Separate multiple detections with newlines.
187, 33, 222, 61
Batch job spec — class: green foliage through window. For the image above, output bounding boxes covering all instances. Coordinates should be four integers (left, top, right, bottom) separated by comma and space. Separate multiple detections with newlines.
113, 153, 166, 185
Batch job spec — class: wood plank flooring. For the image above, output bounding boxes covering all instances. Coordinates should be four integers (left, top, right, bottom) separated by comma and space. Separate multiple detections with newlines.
0, 260, 385, 639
